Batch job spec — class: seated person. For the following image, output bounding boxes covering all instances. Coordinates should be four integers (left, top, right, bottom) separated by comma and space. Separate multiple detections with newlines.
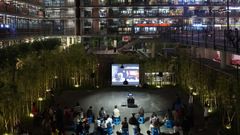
127, 93, 135, 105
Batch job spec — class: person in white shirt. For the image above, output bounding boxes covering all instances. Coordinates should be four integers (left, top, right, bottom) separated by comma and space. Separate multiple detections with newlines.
113, 105, 120, 118
189, 93, 194, 105
113, 105, 121, 125
204, 103, 209, 129
105, 114, 113, 134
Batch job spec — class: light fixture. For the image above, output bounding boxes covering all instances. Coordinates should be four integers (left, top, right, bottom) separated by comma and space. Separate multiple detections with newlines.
128, 93, 133, 97
208, 108, 213, 113
29, 113, 34, 117
74, 84, 80, 88
38, 97, 43, 101
192, 91, 198, 96
46, 89, 51, 92
54, 75, 58, 79
225, 123, 231, 129
188, 86, 193, 90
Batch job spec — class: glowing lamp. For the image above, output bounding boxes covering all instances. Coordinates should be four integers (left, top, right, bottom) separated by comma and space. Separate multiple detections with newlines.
96, 85, 99, 88
29, 113, 34, 117
46, 89, 51, 92
54, 75, 58, 79
156, 85, 161, 88
192, 91, 198, 96
208, 108, 213, 113
38, 97, 43, 101
225, 123, 231, 129
128, 93, 133, 97
74, 84, 80, 88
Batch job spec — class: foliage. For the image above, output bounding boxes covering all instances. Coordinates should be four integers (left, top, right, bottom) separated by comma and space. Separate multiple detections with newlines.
175, 49, 240, 134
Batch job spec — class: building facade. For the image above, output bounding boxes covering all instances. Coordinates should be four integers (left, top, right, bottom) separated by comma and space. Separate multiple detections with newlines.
79, 0, 240, 37
0, 0, 80, 48
1, 0, 240, 48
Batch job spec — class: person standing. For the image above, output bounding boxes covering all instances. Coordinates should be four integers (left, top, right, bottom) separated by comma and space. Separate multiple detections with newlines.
105, 114, 113, 135
99, 107, 106, 119
113, 105, 121, 125
121, 117, 129, 135
129, 113, 139, 135
138, 107, 145, 124
87, 106, 94, 123
188, 93, 194, 106
204, 103, 209, 129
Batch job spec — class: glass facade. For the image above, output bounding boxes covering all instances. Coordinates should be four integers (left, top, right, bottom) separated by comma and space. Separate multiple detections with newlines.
1, 0, 240, 46
0, 0, 45, 39
79, 0, 240, 37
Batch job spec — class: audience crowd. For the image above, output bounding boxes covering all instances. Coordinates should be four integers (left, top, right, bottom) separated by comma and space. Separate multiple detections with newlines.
18, 94, 197, 135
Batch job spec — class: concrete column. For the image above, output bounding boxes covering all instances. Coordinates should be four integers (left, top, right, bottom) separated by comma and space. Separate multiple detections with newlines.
190, 46, 196, 58
220, 51, 226, 69
71, 37, 75, 44
151, 42, 155, 58
67, 37, 71, 46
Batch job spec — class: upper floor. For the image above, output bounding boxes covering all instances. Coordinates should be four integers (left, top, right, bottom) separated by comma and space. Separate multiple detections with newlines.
80, 0, 240, 6
0, 0, 44, 18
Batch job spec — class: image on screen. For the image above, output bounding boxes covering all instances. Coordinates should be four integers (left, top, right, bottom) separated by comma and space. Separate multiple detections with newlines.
112, 64, 139, 86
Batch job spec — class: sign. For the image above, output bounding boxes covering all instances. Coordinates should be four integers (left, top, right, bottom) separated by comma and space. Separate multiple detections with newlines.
122, 36, 131, 42
136, 23, 170, 27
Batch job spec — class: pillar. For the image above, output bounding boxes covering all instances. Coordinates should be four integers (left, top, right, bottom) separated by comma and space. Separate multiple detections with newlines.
191, 46, 196, 58
151, 42, 155, 58
220, 51, 226, 69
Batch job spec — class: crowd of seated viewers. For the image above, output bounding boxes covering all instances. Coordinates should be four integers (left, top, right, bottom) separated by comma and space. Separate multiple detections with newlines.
17, 94, 194, 135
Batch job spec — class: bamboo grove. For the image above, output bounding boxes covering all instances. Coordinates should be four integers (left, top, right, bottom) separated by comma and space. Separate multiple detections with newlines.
176, 49, 240, 135
0, 39, 100, 133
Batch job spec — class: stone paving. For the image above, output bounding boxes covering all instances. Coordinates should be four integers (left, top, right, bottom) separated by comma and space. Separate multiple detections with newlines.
53, 87, 220, 135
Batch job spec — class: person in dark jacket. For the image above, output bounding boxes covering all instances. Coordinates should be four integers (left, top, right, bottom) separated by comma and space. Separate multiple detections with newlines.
129, 113, 139, 134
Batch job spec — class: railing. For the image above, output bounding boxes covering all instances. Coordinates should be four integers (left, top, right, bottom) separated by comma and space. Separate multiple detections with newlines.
0, 2, 43, 18
169, 28, 240, 54
81, 1, 240, 7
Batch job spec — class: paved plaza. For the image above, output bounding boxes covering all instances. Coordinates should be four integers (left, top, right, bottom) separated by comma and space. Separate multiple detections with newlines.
52, 87, 219, 135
